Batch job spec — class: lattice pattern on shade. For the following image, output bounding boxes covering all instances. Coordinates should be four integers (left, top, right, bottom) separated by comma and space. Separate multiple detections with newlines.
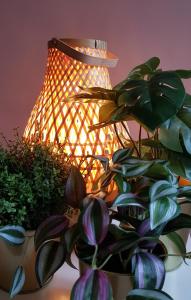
24, 42, 120, 185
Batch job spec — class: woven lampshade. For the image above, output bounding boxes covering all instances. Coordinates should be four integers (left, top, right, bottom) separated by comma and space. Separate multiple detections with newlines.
24, 38, 120, 186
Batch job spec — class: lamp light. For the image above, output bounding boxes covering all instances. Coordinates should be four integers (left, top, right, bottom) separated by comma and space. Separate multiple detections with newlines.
24, 38, 120, 186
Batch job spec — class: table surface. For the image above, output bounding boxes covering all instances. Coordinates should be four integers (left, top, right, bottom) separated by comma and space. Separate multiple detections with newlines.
1, 236, 191, 300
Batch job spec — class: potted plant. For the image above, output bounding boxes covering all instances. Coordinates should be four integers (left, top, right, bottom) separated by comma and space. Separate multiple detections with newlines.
32, 57, 191, 300
74, 56, 191, 243
34, 149, 191, 300
0, 131, 86, 297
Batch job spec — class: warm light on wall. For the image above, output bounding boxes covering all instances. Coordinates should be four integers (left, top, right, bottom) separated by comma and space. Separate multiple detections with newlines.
24, 38, 121, 185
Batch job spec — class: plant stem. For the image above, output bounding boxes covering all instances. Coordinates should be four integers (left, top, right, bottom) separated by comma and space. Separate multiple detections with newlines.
154, 129, 159, 159
92, 245, 98, 269
146, 130, 154, 159
114, 123, 125, 148
138, 125, 142, 158
179, 200, 191, 205
121, 121, 140, 157
159, 253, 190, 258
97, 254, 113, 270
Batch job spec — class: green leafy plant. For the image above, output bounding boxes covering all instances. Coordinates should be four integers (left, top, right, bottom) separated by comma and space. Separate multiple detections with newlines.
74, 57, 191, 181
0, 131, 71, 229
31, 58, 191, 300
0, 131, 87, 297
33, 150, 191, 300
7, 58, 191, 299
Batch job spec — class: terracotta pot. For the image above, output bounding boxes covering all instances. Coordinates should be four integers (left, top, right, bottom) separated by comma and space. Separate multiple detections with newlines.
0, 231, 42, 293
79, 260, 134, 300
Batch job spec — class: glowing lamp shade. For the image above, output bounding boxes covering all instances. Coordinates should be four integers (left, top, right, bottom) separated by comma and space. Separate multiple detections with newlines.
24, 38, 120, 183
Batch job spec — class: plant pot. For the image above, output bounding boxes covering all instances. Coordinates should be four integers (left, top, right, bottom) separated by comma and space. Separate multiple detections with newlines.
0, 230, 48, 294
160, 235, 183, 272
178, 201, 191, 244
79, 260, 134, 300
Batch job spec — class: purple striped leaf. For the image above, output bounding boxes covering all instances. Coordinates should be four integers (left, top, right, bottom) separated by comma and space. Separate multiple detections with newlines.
36, 240, 66, 286
71, 268, 113, 300
34, 215, 69, 251
64, 225, 81, 269
137, 219, 165, 249
65, 166, 86, 208
132, 252, 165, 290
82, 198, 110, 246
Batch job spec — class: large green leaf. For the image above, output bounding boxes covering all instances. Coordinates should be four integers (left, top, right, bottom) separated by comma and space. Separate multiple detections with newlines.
142, 136, 191, 180
149, 180, 177, 202
112, 158, 155, 177
112, 193, 144, 208
128, 71, 185, 130
159, 116, 191, 154
126, 289, 173, 300
115, 71, 185, 131
167, 149, 191, 180
150, 197, 180, 229
159, 94, 191, 153
114, 57, 160, 88
175, 69, 191, 79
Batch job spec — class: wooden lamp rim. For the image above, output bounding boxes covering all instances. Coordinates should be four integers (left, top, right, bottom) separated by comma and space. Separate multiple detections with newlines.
48, 37, 118, 68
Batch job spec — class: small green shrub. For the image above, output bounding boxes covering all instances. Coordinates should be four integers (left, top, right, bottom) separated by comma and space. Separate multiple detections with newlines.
0, 132, 70, 230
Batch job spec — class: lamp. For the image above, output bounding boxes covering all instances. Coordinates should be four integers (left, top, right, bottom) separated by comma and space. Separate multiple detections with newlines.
24, 38, 120, 186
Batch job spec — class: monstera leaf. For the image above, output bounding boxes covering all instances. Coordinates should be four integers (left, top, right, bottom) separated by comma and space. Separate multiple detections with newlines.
117, 71, 185, 131
167, 148, 191, 180
159, 94, 191, 154
114, 57, 161, 88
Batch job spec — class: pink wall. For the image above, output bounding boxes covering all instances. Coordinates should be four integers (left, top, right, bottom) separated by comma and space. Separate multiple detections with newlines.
1, 0, 191, 139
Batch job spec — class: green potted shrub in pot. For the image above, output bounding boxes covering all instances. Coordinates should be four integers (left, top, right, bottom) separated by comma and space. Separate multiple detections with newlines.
0, 132, 85, 297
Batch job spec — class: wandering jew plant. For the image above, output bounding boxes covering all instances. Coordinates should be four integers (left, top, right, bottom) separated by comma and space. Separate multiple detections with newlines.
33, 149, 191, 300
